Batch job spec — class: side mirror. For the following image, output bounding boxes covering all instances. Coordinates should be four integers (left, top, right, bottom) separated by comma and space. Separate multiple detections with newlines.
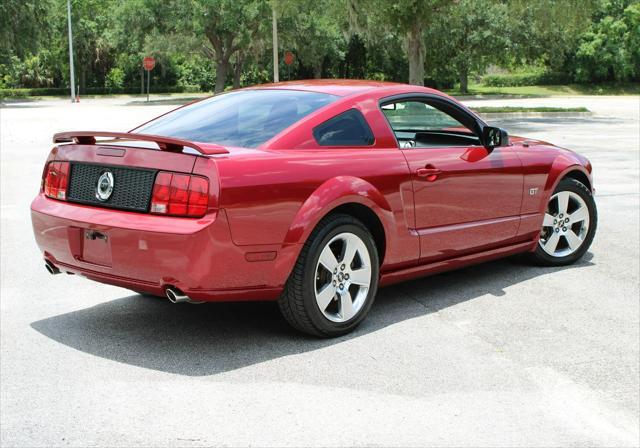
482, 126, 509, 150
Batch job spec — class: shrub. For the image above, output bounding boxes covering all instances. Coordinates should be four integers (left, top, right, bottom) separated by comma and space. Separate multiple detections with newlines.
105, 67, 125, 92
482, 71, 570, 87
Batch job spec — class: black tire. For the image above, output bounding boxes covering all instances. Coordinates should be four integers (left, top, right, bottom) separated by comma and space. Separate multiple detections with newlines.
278, 214, 380, 337
530, 177, 597, 266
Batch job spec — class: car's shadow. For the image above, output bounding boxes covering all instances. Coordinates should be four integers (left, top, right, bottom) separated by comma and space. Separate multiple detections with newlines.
31, 253, 594, 376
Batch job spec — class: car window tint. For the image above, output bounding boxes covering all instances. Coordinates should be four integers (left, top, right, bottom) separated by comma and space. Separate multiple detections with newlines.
382, 101, 469, 132
313, 109, 374, 146
134, 89, 338, 148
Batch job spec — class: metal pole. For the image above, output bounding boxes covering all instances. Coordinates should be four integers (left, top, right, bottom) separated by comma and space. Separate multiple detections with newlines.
146, 70, 150, 102
272, 3, 279, 83
66, 0, 76, 103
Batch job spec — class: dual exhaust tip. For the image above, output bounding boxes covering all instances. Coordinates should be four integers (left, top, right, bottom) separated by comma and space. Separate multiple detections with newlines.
45, 261, 200, 305
166, 287, 203, 304
45, 260, 60, 275
165, 287, 191, 303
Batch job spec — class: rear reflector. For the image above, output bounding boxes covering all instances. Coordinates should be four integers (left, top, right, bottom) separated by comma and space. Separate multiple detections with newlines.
43, 161, 70, 200
150, 171, 209, 217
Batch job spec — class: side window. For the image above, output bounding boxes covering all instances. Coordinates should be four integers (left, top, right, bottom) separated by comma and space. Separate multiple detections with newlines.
381, 100, 481, 148
313, 109, 374, 146
382, 101, 467, 132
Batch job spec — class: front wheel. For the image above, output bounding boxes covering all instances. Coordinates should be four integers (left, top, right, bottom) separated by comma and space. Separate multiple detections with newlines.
531, 177, 597, 266
278, 214, 379, 337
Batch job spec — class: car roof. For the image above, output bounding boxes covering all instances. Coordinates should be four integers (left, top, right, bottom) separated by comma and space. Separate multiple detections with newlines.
246, 79, 444, 98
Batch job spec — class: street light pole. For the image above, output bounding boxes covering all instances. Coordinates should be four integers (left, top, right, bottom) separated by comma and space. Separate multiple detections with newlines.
66, 0, 76, 102
272, 2, 279, 83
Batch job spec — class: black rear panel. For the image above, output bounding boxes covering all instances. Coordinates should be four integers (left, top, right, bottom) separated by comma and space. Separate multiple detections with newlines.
67, 163, 156, 212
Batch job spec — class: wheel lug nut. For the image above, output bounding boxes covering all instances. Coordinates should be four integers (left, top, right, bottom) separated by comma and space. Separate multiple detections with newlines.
563, 227, 567, 232
555, 228, 560, 233
332, 280, 336, 286
345, 273, 350, 280
339, 283, 344, 289
340, 264, 345, 270
565, 218, 569, 223
554, 219, 557, 224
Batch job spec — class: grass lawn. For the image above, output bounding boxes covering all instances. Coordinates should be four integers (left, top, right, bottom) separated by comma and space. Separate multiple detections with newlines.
470, 106, 590, 113
446, 83, 640, 97
3, 83, 638, 102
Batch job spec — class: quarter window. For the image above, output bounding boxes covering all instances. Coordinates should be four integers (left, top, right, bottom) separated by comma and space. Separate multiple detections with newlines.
313, 109, 374, 147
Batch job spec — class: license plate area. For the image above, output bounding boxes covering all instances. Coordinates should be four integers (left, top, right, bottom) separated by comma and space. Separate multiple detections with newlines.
81, 229, 112, 267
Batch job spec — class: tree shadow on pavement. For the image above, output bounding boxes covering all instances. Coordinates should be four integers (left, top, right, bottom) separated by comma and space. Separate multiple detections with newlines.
31, 253, 594, 376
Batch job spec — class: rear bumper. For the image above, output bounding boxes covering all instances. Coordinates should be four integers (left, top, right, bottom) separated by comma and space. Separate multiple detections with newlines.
30, 194, 283, 301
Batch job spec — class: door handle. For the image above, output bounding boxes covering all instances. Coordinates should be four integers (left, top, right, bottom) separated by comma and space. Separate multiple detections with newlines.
416, 166, 442, 181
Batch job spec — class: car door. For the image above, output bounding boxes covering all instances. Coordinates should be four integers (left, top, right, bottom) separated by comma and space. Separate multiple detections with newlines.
381, 97, 523, 261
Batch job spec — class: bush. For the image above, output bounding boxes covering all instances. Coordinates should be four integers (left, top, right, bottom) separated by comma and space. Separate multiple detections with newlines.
482, 71, 571, 87
174, 56, 215, 92
105, 67, 125, 91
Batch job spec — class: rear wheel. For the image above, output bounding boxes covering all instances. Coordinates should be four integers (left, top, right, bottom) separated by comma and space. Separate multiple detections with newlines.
531, 177, 597, 266
278, 214, 379, 337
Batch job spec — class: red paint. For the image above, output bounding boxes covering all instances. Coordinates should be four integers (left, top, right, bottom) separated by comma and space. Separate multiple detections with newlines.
31, 81, 593, 301
53, 131, 229, 155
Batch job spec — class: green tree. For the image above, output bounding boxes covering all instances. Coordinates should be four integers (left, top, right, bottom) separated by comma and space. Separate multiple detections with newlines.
427, 0, 509, 93
574, 0, 640, 82
67, 0, 118, 92
0, 0, 54, 60
506, 0, 596, 69
191, 0, 269, 92
279, 0, 345, 78
348, 0, 448, 85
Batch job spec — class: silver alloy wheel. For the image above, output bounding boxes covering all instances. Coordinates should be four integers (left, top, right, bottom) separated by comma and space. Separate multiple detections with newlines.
539, 190, 590, 257
314, 232, 372, 323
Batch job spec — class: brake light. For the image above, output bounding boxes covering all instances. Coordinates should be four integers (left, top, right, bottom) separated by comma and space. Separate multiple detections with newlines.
150, 172, 209, 217
43, 161, 70, 200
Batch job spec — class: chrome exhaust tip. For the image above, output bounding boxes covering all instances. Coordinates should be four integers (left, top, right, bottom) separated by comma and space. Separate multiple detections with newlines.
165, 287, 191, 304
45, 260, 60, 275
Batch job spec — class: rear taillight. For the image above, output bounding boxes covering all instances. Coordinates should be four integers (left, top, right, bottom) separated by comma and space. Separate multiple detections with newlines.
150, 171, 209, 217
43, 161, 70, 200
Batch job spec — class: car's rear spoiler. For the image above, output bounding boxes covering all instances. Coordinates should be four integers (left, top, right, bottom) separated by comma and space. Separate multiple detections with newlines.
52, 131, 229, 156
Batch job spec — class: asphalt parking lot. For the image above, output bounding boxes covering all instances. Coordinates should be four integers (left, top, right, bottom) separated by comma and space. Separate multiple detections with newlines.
1, 94, 638, 447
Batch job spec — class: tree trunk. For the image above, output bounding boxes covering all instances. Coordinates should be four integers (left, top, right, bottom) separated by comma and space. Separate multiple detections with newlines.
233, 55, 244, 89
407, 21, 425, 86
141, 68, 144, 94
80, 68, 86, 94
215, 59, 229, 93
459, 69, 469, 93
313, 62, 322, 79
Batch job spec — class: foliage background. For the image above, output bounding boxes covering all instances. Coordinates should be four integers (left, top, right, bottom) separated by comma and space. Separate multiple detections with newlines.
1, 0, 638, 95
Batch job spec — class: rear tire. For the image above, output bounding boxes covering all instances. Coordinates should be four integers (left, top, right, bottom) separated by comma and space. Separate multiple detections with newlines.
278, 214, 379, 337
530, 177, 597, 266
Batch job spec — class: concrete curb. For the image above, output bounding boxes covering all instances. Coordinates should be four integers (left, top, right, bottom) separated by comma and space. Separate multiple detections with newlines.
476, 111, 593, 119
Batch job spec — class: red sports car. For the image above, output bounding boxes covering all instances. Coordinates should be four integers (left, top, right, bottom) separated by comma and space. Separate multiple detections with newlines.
31, 80, 597, 337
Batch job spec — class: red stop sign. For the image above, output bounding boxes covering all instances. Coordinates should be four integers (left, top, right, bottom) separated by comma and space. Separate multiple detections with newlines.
284, 51, 294, 66
143, 56, 155, 71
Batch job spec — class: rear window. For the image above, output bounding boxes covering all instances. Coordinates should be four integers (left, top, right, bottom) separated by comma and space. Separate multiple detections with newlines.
135, 89, 338, 148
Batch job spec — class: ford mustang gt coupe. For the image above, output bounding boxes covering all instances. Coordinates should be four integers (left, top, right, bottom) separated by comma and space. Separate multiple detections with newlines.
31, 80, 597, 336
